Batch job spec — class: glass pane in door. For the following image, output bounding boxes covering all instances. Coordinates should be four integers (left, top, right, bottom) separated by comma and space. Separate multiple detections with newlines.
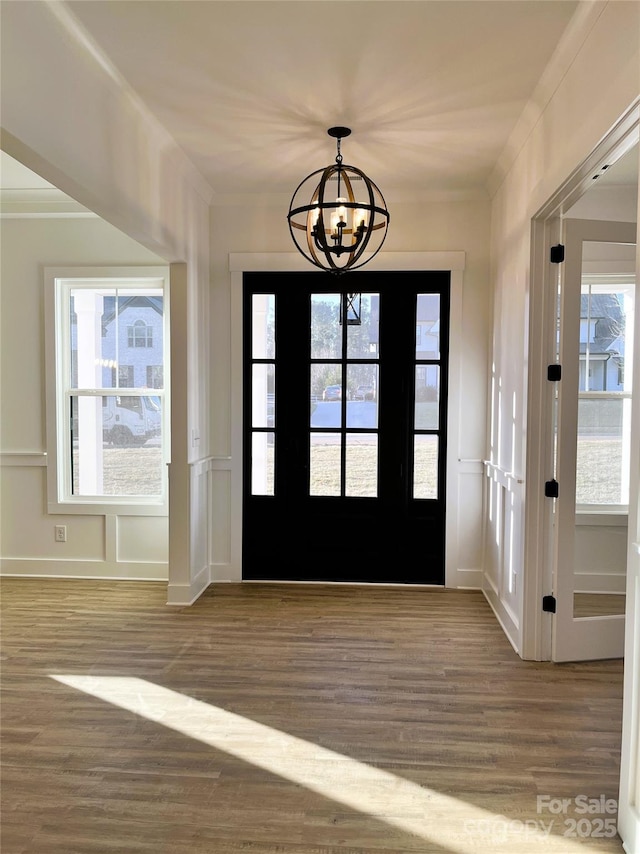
573, 271, 634, 618
310, 292, 381, 500
252, 294, 275, 359
414, 435, 438, 499
347, 364, 378, 428
310, 433, 341, 496
414, 366, 440, 429
311, 294, 341, 359
252, 432, 274, 496
345, 433, 378, 498
347, 293, 379, 358
416, 294, 440, 359
252, 364, 275, 428
575, 281, 634, 508
311, 364, 342, 427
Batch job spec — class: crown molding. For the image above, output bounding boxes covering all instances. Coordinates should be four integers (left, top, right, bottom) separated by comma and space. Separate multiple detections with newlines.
0, 188, 97, 218
487, 1, 609, 198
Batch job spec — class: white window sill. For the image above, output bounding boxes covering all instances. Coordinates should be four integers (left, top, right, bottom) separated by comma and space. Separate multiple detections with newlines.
48, 498, 168, 517
575, 510, 628, 526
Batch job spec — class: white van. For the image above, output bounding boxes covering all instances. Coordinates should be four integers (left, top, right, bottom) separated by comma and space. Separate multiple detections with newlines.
102, 395, 161, 446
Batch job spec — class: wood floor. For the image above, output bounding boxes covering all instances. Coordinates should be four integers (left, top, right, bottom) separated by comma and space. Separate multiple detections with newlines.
1, 579, 624, 853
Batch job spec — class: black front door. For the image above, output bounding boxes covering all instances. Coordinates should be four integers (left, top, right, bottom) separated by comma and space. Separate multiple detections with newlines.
243, 270, 450, 584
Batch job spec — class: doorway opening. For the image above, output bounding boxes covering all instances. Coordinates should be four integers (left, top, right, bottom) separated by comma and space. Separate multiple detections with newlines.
526, 113, 638, 663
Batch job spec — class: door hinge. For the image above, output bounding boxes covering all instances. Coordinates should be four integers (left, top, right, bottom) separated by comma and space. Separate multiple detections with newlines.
545, 479, 559, 498
550, 244, 565, 263
542, 595, 557, 613
547, 364, 562, 382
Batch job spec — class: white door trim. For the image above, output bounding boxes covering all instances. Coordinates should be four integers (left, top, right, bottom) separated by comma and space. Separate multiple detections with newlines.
524, 104, 639, 661
228, 251, 470, 589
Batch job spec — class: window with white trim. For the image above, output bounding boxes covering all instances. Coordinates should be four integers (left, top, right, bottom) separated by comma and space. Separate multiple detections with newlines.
45, 268, 170, 515
576, 278, 634, 511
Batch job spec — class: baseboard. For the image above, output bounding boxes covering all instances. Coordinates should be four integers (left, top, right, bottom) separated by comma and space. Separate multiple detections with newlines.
453, 567, 483, 589
214, 563, 481, 587
620, 804, 639, 854
210, 562, 241, 582
481, 581, 521, 656
167, 565, 210, 605
0, 558, 167, 581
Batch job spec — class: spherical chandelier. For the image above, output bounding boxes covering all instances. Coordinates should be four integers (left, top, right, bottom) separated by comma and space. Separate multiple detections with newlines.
287, 127, 390, 275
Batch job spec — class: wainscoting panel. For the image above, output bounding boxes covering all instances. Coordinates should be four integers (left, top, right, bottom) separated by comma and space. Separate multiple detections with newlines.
0, 455, 168, 580
450, 460, 484, 588
482, 461, 522, 653
210, 467, 232, 575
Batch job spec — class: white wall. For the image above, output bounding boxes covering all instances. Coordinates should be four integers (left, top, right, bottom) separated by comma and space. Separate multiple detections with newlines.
0, 1, 213, 603
487, 4, 639, 846
568, 184, 638, 223
486, 0, 640, 655
0, 216, 169, 578
210, 196, 491, 582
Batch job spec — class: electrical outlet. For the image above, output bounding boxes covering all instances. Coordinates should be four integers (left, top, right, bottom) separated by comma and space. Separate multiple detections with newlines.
55, 525, 67, 543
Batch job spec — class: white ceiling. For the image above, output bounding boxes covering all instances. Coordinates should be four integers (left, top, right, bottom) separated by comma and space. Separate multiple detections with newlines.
63, 0, 583, 201
2, 1, 637, 208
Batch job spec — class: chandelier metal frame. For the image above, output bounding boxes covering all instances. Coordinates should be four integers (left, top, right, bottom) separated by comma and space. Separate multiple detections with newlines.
287, 127, 390, 275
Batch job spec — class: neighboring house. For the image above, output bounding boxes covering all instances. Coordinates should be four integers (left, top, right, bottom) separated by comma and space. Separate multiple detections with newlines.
347, 294, 440, 398
70, 294, 165, 390
579, 292, 625, 392
416, 294, 440, 360
101, 295, 165, 389
416, 294, 440, 397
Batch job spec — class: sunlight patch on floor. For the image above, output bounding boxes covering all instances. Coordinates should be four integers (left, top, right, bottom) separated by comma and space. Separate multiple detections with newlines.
51, 675, 610, 853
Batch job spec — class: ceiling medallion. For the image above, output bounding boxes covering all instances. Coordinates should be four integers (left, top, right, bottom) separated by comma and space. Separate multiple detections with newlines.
287, 127, 390, 275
